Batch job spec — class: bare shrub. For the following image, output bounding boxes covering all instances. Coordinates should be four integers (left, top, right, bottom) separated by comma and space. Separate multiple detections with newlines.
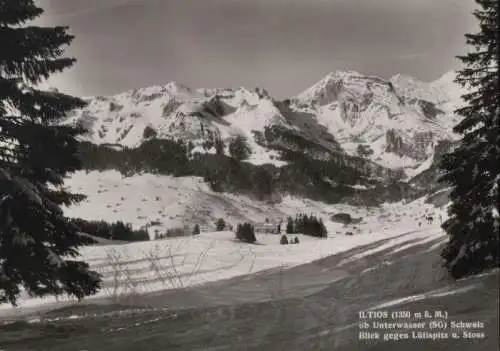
95, 240, 216, 304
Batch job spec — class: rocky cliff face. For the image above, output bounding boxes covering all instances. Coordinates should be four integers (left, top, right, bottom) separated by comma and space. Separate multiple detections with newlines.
384, 129, 436, 162
293, 70, 465, 174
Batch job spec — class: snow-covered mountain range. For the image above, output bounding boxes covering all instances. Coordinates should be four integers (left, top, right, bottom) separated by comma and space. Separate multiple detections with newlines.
64, 70, 466, 177
293, 70, 465, 171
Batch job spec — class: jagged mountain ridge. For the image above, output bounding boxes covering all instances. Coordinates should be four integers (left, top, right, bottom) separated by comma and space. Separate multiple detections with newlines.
66, 83, 330, 167
293, 70, 465, 172
64, 70, 465, 178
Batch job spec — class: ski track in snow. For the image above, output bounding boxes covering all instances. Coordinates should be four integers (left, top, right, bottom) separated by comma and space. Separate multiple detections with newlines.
366, 285, 480, 310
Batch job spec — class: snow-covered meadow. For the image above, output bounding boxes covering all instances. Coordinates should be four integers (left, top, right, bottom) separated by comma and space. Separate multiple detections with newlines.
0, 170, 447, 312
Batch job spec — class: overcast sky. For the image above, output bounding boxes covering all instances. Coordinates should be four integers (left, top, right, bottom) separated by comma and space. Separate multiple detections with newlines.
35, 0, 477, 99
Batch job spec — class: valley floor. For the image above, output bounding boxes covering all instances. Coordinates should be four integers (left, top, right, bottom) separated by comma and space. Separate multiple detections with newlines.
1, 189, 444, 313
0, 170, 497, 350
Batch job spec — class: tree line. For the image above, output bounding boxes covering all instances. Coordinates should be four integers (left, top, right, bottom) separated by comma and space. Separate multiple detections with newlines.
285, 214, 328, 238
69, 218, 149, 242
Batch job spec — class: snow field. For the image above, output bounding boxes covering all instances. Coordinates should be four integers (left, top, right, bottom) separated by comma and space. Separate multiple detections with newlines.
0, 170, 446, 311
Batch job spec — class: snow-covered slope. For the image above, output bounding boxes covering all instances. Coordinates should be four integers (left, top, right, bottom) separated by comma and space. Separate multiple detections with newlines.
293, 70, 466, 172
64, 83, 297, 167
62, 170, 375, 234
0, 169, 447, 310
63, 170, 446, 239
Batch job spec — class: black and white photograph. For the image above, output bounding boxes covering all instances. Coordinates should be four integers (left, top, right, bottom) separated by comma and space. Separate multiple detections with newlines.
0, 0, 499, 350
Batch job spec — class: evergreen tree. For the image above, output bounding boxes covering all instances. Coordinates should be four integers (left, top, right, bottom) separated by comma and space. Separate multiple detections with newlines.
215, 218, 226, 231
187, 140, 194, 155
235, 222, 256, 243
356, 144, 374, 158
303, 214, 310, 234
0, 1, 101, 305
294, 215, 300, 233
291, 213, 327, 238
228, 134, 251, 161
439, 0, 499, 279
286, 216, 294, 234
318, 218, 327, 238
280, 235, 289, 245
253, 167, 274, 198
214, 138, 225, 155
193, 224, 201, 235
